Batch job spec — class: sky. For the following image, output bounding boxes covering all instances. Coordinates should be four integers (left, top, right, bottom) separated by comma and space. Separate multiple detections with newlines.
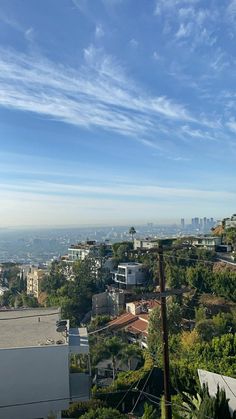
0, 0, 236, 227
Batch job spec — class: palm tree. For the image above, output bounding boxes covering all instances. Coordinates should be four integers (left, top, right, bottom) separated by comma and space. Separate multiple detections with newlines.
129, 226, 136, 241
103, 337, 124, 382
121, 344, 142, 371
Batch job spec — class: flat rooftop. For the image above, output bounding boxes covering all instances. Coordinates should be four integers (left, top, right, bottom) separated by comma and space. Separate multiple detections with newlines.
0, 308, 66, 349
119, 262, 143, 266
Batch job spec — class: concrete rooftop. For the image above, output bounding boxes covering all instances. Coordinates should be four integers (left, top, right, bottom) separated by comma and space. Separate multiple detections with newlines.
0, 308, 67, 349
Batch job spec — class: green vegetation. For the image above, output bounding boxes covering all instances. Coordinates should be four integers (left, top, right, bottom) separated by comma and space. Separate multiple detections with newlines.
41, 259, 102, 325
4, 239, 235, 417
172, 385, 234, 419
80, 407, 128, 419
128, 226, 136, 241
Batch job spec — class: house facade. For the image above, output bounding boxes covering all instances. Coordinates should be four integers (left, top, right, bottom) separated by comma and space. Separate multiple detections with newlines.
112, 262, 146, 288
26, 266, 46, 299
0, 308, 90, 419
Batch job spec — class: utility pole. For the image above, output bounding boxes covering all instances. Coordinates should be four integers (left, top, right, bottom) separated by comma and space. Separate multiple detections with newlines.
158, 245, 172, 419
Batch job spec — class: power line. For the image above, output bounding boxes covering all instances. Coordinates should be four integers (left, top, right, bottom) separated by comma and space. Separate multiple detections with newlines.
129, 367, 154, 415
115, 368, 145, 410
88, 312, 134, 335
141, 390, 215, 419
220, 375, 236, 400
0, 393, 91, 409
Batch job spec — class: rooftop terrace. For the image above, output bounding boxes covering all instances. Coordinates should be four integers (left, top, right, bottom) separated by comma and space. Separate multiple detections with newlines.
0, 308, 66, 349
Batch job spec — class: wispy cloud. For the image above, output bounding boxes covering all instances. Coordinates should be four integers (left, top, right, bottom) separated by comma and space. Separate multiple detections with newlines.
24, 27, 35, 42
129, 38, 138, 48
175, 22, 193, 39
1, 179, 235, 202
226, 0, 236, 21
95, 24, 104, 38
0, 46, 194, 142
226, 119, 236, 133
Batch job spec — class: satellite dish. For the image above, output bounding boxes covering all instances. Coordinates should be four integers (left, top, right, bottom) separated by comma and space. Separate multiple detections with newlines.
56, 320, 67, 327
56, 325, 67, 333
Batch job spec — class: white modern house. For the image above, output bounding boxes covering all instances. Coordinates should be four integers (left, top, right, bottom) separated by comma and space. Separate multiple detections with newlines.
225, 214, 236, 229
0, 308, 90, 419
133, 238, 159, 251
67, 241, 99, 262
192, 236, 222, 250
112, 262, 146, 288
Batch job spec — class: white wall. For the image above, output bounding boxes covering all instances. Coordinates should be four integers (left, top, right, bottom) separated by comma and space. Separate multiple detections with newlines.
0, 345, 69, 419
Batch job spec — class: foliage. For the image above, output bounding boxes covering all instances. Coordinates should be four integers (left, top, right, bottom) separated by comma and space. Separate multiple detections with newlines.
88, 315, 111, 332
42, 258, 101, 326
129, 226, 136, 240
175, 386, 233, 419
170, 333, 236, 393
121, 344, 142, 370
80, 407, 128, 418
142, 402, 159, 419
224, 227, 236, 246
93, 350, 153, 394
62, 399, 106, 417
196, 312, 236, 341
112, 242, 133, 262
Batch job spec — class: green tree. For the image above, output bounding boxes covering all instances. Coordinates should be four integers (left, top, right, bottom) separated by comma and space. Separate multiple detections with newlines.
121, 344, 142, 370
62, 399, 106, 417
103, 337, 125, 381
142, 402, 159, 419
129, 226, 136, 241
80, 407, 128, 419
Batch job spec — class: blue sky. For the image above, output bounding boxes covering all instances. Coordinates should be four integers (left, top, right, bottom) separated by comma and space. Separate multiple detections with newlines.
0, 0, 236, 227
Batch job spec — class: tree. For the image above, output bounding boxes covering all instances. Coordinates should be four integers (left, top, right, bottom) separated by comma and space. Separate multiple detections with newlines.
129, 226, 136, 241
121, 344, 142, 370
62, 399, 106, 417
142, 402, 159, 419
173, 386, 233, 419
80, 407, 128, 419
103, 337, 124, 381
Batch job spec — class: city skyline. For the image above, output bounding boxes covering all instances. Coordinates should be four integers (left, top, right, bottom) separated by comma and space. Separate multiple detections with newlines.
0, 0, 236, 226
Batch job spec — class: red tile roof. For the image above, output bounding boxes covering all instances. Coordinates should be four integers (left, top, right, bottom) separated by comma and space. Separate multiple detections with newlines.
108, 312, 137, 328
127, 319, 149, 334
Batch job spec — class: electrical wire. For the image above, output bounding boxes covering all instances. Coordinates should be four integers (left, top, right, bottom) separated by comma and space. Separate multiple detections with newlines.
220, 375, 236, 400
88, 312, 134, 335
129, 366, 154, 414
0, 393, 91, 409
141, 390, 215, 419
115, 371, 144, 410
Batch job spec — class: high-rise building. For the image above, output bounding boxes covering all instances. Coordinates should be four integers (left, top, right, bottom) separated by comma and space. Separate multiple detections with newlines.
181, 218, 185, 229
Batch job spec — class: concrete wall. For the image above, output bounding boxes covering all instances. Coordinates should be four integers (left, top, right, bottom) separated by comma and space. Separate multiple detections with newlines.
0, 345, 69, 419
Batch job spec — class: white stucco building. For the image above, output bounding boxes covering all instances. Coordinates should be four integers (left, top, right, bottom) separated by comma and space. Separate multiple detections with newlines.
133, 238, 159, 251
112, 262, 146, 288
67, 241, 99, 262
0, 308, 90, 419
192, 236, 222, 250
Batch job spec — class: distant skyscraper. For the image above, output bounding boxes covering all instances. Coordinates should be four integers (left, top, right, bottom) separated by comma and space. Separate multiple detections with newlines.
181, 218, 185, 229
